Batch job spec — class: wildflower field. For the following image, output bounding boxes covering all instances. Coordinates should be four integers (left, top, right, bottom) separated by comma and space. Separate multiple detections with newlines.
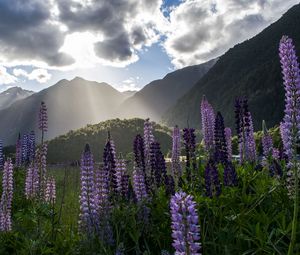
0, 36, 299, 255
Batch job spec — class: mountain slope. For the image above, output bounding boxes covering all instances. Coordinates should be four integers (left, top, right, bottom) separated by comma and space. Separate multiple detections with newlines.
164, 3, 300, 130
119, 58, 217, 121
0, 87, 34, 110
47, 118, 171, 163
0, 77, 128, 145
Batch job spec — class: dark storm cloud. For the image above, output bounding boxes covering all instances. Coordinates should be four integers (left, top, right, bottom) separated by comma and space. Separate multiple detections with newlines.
0, 0, 74, 67
57, 0, 161, 62
94, 33, 133, 62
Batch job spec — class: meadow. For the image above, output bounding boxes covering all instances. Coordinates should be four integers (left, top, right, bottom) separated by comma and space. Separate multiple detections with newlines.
0, 36, 299, 255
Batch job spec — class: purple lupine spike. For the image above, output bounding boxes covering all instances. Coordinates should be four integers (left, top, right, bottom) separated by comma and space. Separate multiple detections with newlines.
0, 140, 3, 170
28, 131, 35, 162
45, 176, 56, 203
79, 144, 97, 233
224, 128, 232, 161
15, 133, 22, 167
201, 96, 215, 155
103, 140, 117, 193
0, 158, 14, 232
235, 97, 256, 163
170, 191, 202, 255
144, 118, 155, 176
171, 125, 182, 178
116, 156, 126, 194
183, 128, 197, 181
36, 143, 48, 195
25, 161, 39, 199
245, 114, 256, 162
272, 148, 280, 160
107, 131, 117, 158
133, 134, 146, 173
120, 174, 130, 198
214, 112, 228, 164
269, 160, 283, 178
224, 162, 238, 187
262, 133, 273, 159
94, 166, 110, 215
204, 160, 221, 198
279, 36, 300, 162
21, 134, 29, 164
150, 141, 167, 188
132, 165, 148, 202
39, 101, 48, 144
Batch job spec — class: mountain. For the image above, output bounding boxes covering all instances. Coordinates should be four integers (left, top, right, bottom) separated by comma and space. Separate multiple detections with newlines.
119, 58, 217, 121
163, 3, 300, 130
47, 118, 171, 163
0, 87, 34, 110
122, 90, 137, 98
0, 77, 129, 145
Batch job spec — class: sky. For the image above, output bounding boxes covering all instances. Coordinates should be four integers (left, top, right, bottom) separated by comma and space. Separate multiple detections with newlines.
0, 0, 298, 92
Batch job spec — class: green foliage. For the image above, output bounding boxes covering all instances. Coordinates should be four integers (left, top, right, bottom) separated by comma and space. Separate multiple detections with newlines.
0, 159, 298, 254
47, 118, 172, 163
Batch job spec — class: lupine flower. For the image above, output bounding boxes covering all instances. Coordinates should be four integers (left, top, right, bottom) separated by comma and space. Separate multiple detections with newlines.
279, 36, 300, 162
94, 166, 113, 244
15, 133, 22, 167
133, 165, 148, 202
144, 118, 155, 177
115, 156, 127, 194
21, 134, 29, 164
133, 134, 146, 173
183, 128, 197, 181
120, 174, 130, 198
28, 131, 35, 162
170, 191, 201, 255
224, 128, 232, 161
36, 143, 48, 195
39, 101, 48, 144
272, 148, 280, 160
262, 133, 273, 159
245, 114, 256, 162
0, 158, 14, 232
25, 161, 39, 199
204, 160, 221, 198
171, 125, 182, 178
224, 162, 238, 187
214, 112, 228, 164
103, 140, 117, 193
201, 96, 215, 155
0, 140, 3, 170
79, 144, 97, 233
94, 166, 110, 216
150, 141, 167, 188
235, 97, 256, 163
45, 176, 56, 203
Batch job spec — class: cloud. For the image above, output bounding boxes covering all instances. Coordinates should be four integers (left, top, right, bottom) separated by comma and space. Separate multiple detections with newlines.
0, 66, 17, 84
120, 77, 141, 92
0, 0, 298, 70
0, 0, 74, 68
164, 0, 299, 67
57, 0, 167, 67
13, 68, 52, 83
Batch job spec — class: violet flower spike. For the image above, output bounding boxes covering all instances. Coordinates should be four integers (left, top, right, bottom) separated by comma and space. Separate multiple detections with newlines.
0, 158, 14, 232
79, 144, 97, 233
170, 191, 202, 255
171, 125, 182, 178
0, 140, 3, 170
201, 96, 215, 155
224, 128, 232, 162
133, 165, 148, 202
